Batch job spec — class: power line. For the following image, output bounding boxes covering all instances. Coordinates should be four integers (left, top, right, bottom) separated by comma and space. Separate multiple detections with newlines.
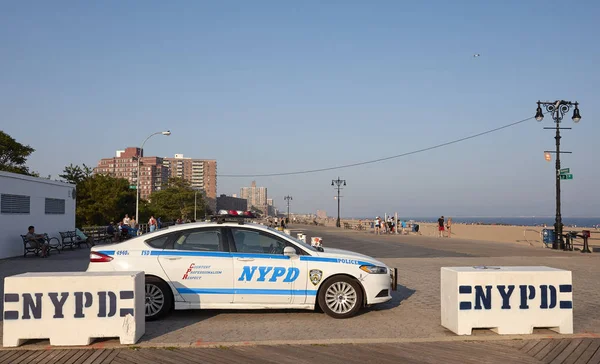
220, 115, 536, 178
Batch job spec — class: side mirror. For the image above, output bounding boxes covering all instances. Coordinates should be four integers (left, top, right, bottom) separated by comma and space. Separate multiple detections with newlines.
317, 247, 324, 252
283, 246, 297, 257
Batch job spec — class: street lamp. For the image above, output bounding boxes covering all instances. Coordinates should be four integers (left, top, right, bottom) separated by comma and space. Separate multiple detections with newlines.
284, 195, 293, 221
331, 177, 346, 228
135, 130, 171, 223
535, 100, 581, 250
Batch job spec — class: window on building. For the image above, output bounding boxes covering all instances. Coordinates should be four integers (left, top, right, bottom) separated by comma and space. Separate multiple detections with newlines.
1, 194, 30, 214
45, 198, 66, 214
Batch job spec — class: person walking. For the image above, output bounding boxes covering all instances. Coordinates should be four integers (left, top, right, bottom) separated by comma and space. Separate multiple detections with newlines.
374, 217, 381, 235
148, 215, 157, 232
438, 216, 445, 238
446, 217, 453, 238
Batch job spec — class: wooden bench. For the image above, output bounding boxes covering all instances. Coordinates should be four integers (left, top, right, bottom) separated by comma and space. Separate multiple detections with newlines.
59, 231, 87, 250
83, 227, 113, 245
20, 234, 60, 257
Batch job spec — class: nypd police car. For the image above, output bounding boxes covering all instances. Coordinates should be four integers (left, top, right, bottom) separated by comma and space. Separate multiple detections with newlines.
87, 211, 395, 320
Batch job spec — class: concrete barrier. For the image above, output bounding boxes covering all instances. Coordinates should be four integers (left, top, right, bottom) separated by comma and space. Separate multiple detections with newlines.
297, 233, 306, 243
441, 266, 573, 335
3, 271, 145, 347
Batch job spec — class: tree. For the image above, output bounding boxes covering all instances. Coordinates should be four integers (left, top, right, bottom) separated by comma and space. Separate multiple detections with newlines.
149, 177, 205, 222
0, 130, 36, 175
59, 163, 93, 185
76, 174, 137, 226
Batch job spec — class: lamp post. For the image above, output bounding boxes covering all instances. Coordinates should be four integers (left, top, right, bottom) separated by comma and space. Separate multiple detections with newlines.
331, 177, 346, 228
284, 195, 293, 221
135, 130, 171, 223
535, 100, 581, 250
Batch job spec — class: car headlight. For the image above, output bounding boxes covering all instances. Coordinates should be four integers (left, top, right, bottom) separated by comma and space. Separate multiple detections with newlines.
359, 265, 388, 274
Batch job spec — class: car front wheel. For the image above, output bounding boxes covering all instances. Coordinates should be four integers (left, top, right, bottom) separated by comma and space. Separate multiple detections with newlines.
318, 276, 363, 319
145, 277, 173, 321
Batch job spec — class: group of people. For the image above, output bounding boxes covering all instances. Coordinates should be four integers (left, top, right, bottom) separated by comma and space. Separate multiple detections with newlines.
373, 216, 410, 235
437, 216, 453, 238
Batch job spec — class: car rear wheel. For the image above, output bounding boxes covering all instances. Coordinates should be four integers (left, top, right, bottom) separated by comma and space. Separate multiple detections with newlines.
145, 277, 173, 321
318, 276, 363, 319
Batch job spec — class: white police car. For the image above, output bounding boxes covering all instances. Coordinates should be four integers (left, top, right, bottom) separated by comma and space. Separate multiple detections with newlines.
87, 211, 395, 320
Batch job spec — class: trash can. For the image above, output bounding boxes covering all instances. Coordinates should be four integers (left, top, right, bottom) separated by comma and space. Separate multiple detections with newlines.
542, 229, 555, 245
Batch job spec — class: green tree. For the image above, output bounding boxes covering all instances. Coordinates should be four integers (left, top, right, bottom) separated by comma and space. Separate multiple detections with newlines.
149, 177, 205, 221
0, 130, 36, 175
76, 174, 137, 226
59, 163, 93, 185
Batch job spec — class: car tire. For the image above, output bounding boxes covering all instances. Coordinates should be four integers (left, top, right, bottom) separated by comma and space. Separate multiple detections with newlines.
145, 276, 173, 321
318, 276, 363, 319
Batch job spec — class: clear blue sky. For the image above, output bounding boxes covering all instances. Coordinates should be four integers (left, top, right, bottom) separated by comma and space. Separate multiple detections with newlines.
1, 1, 599, 218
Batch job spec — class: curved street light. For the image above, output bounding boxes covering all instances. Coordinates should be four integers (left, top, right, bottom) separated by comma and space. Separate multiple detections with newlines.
535, 100, 581, 250
136, 130, 171, 223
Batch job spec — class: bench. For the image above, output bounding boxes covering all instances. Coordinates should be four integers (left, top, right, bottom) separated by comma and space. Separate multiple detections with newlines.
20, 234, 61, 257
82, 227, 114, 245
59, 231, 88, 250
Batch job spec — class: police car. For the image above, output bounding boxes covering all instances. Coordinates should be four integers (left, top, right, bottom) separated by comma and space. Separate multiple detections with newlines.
87, 211, 395, 321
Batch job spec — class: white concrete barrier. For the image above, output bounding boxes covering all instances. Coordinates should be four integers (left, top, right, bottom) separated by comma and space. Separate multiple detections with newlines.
311, 237, 323, 248
441, 266, 573, 335
297, 233, 306, 243
3, 271, 145, 347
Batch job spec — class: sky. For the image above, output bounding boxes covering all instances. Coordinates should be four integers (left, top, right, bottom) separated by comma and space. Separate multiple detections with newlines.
1, 1, 599, 218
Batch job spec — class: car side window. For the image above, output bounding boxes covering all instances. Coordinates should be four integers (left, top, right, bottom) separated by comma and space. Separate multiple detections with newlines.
230, 228, 287, 255
172, 228, 224, 252
145, 233, 176, 249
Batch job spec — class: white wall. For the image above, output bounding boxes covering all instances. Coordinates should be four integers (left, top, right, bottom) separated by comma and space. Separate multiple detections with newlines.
0, 171, 76, 259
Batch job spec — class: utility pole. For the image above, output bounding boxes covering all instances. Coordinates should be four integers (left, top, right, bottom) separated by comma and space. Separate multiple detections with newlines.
535, 100, 581, 250
331, 177, 346, 228
284, 195, 293, 221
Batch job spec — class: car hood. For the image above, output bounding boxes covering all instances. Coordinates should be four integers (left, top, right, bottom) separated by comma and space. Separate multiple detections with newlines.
316, 248, 386, 267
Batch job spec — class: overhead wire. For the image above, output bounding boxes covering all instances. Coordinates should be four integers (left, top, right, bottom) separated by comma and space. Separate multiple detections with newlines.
220, 115, 537, 178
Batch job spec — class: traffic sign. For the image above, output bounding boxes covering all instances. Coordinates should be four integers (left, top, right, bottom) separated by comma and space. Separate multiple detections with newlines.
129, 185, 137, 190
559, 174, 573, 180
560, 168, 570, 174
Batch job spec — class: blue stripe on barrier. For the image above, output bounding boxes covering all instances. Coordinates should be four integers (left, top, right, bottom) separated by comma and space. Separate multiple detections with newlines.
559, 284, 572, 293
177, 288, 317, 296
459, 286, 472, 294
560, 301, 573, 309
459, 302, 472, 310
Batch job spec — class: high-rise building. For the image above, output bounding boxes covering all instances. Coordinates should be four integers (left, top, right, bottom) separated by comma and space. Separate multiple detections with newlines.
216, 194, 248, 212
240, 181, 268, 215
94, 147, 168, 200
162, 154, 217, 201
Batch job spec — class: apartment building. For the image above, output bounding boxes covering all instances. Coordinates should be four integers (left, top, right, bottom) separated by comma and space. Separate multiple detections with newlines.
240, 181, 268, 215
162, 154, 217, 200
94, 147, 168, 200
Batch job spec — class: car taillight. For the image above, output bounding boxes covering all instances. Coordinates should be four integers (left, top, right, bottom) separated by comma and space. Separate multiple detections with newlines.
90, 252, 113, 263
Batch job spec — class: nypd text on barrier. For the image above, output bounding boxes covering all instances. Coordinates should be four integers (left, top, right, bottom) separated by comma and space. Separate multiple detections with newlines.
3, 290, 135, 320
458, 284, 573, 310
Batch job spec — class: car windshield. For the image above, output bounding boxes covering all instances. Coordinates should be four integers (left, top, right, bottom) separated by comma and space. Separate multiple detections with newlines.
265, 226, 318, 252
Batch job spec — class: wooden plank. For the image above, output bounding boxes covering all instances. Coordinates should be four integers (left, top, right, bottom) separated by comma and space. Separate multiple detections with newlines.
80, 350, 107, 364
528, 340, 553, 357
101, 350, 120, 364
544, 340, 575, 363
521, 340, 542, 353
10, 350, 43, 364
46, 349, 79, 364
18, 350, 48, 364
573, 339, 600, 364
549, 339, 584, 364
89, 350, 115, 364
70, 350, 98, 364
563, 339, 593, 364
0, 350, 28, 364
63, 350, 89, 364
533, 340, 560, 360
586, 344, 600, 364
172, 348, 236, 364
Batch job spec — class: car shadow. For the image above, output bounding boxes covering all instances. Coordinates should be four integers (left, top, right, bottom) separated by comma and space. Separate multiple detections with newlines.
360, 283, 416, 315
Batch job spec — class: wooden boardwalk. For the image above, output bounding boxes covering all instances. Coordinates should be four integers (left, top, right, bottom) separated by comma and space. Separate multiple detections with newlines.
0, 339, 599, 363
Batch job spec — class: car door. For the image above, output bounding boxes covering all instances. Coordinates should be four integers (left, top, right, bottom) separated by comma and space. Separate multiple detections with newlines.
157, 227, 233, 306
229, 227, 298, 304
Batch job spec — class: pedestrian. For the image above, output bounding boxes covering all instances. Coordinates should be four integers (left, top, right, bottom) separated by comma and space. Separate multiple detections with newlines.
149, 215, 157, 232
374, 217, 381, 235
446, 217, 453, 238
438, 216, 445, 237
281, 218, 286, 229
129, 216, 136, 230
123, 214, 131, 226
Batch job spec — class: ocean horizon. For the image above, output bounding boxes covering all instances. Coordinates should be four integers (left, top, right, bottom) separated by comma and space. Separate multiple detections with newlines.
349, 216, 600, 227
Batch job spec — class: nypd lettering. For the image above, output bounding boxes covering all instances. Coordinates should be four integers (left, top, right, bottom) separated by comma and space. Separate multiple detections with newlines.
238, 266, 300, 283
458, 284, 573, 310
3, 291, 135, 320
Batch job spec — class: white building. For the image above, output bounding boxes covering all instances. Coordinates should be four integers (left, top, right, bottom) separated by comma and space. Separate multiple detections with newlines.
0, 171, 76, 259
